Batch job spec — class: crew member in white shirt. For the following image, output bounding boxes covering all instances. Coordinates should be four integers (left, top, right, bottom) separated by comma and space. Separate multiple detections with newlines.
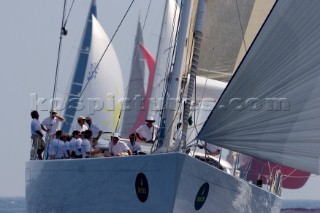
48, 130, 63, 160
128, 133, 142, 155
69, 130, 82, 158
73, 116, 88, 132
81, 130, 100, 158
107, 133, 132, 156
135, 116, 159, 143
85, 116, 102, 147
30, 110, 44, 160
41, 109, 64, 142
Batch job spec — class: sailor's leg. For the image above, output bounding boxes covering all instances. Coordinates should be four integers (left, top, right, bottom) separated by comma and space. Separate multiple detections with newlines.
30, 138, 37, 160
37, 138, 44, 160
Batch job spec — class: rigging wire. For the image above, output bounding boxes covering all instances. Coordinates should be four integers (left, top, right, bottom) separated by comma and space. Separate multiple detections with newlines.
52, 0, 68, 110
153, 0, 181, 147
52, 0, 75, 110
62, 0, 75, 28
235, 0, 248, 53
78, 0, 136, 99
142, 0, 151, 31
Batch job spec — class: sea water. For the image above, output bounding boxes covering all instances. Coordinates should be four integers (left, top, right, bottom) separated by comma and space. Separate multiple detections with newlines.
0, 197, 319, 213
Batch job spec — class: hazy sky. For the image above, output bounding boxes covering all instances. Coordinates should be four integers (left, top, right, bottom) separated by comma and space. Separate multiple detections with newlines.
0, 0, 319, 200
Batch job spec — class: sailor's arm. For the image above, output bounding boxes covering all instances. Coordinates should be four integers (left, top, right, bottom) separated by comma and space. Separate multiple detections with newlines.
55, 114, 64, 121
135, 132, 146, 141
40, 124, 49, 133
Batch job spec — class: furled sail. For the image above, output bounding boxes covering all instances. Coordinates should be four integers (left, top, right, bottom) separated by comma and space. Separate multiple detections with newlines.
63, 13, 124, 133
198, 0, 320, 175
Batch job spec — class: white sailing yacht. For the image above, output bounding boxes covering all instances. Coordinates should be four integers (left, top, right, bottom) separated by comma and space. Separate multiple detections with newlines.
26, 0, 320, 212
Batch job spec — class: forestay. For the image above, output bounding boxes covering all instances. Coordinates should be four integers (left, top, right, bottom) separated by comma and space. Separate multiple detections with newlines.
197, 0, 320, 175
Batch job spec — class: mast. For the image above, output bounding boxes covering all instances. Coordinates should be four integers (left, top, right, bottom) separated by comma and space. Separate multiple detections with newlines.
180, 0, 207, 150
62, 1, 97, 133
156, 0, 193, 151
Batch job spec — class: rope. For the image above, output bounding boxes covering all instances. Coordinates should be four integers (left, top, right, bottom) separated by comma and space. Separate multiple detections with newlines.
142, 0, 151, 31
235, 0, 248, 52
52, 0, 75, 110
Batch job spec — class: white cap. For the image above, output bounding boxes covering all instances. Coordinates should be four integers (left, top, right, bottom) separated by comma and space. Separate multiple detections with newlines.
111, 133, 120, 139
145, 116, 155, 122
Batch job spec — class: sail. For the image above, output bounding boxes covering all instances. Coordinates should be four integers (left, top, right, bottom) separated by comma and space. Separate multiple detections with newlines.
127, 44, 156, 136
62, 1, 97, 133
237, 156, 311, 189
148, 0, 180, 123
196, 0, 256, 82
185, 77, 227, 143
121, 20, 146, 137
63, 13, 124, 133
198, 0, 320, 175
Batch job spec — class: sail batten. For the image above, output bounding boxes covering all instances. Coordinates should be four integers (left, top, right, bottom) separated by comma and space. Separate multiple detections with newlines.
198, 0, 320, 175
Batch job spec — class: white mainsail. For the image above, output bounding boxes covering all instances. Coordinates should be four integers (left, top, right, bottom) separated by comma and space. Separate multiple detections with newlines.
198, 0, 320, 175
148, 0, 180, 123
72, 15, 124, 133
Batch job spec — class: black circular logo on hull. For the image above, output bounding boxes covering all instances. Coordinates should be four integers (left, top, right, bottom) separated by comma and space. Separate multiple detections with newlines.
135, 173, 149, 202
194, 182, 209, 210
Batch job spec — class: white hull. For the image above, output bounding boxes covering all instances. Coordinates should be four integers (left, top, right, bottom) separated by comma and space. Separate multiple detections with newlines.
26, 153, 281, 212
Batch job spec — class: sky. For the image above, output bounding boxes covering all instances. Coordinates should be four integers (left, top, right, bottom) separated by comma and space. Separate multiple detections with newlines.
0, 0, 319, 201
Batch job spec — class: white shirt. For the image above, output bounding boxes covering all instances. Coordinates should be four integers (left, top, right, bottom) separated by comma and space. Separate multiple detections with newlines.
72, 123, 88, 132
109, 141, 130, 156
31, 119, 42, 135
48, 139, 67, 158
48, 138, 58, 156
128, 142, 142, 152
88, 123, 102, 138
81, 139, 93, 158
136, 124, 159, 141
41, 116, 61, 136
56, 140, 67, 159
69, 138, 82, 156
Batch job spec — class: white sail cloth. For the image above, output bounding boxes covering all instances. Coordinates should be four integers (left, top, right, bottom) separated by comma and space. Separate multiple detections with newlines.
72, 15, 124, 132
198, 0, 320, 175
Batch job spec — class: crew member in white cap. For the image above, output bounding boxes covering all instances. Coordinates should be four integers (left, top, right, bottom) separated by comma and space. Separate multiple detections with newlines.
107, 133, 132, 156
85, 116, 102, 147
72, 116, 88, 132
41, 109, 64, 142
135, 116, 159, 143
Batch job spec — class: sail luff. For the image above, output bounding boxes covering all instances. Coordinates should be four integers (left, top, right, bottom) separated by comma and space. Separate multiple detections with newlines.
148, 0, 180, 127
62, 1, 97, 133
198, 0, 320, 175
